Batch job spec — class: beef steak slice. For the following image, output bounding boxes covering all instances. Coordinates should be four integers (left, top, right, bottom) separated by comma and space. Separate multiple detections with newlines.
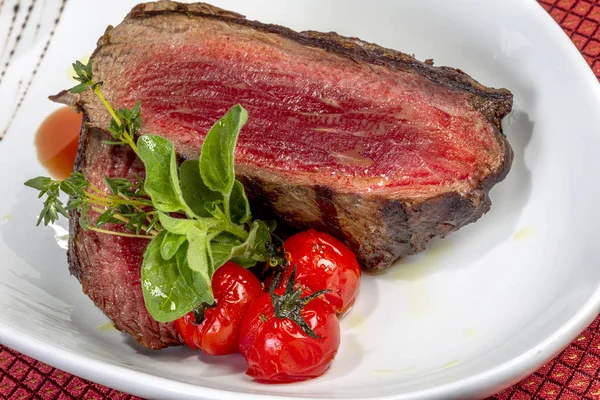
60, 0, 513, 274
54, 0, 513, 349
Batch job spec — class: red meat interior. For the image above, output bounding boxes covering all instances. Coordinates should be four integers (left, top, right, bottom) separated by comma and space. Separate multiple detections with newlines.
110, 31, 502, 198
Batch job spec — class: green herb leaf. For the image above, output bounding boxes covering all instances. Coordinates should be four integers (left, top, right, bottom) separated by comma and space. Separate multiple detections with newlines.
78, 210, 90, 230
95, 208, 116, 227
71, 59, 93, 85
40, 195, 68, 226
104, 176, 148, 200
158, 212, 196, 235
137, 135, 190, 214
199, 105, 248, 195
146, 214, 159, 234
108, 117, 124, 140
60, 172, 88, 197
141, 232, 213, 322
124, 211, 148, 235
161, 231, 186, 260
210, 232, 243, 270
243, 220, 272, 261
229, 180, 251, 225
24, 176, 52, 191
126, 101, 142, 136
209, 232, 257, 268
70, 83, 88, 93
264, 219, 277, 232
105, 176, 128, 195
186, 226, 213, 281
109, 101, 142, 140
24, 177, 69, 226
179, 160, 222, 218
207, 220, 271, 269
231, 256, 259, 268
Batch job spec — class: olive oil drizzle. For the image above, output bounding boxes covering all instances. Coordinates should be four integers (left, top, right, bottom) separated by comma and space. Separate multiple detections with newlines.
0, 0, 67, 141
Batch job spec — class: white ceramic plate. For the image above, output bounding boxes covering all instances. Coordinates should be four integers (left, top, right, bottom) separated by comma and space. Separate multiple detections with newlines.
1, 0, 600, 399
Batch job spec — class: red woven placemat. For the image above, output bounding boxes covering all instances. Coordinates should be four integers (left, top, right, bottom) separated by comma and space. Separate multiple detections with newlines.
2, 0, 600, 399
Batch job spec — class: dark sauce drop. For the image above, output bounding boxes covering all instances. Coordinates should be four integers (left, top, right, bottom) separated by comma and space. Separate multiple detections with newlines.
35, 106, 81, 179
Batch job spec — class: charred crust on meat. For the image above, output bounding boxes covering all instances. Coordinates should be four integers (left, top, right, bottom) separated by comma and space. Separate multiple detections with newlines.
314, 185, 350, 244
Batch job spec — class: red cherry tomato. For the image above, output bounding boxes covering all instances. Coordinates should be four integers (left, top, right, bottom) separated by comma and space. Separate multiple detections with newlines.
175, 261, 263, 355
239, 281, 340, 383
280, 229, 361, 314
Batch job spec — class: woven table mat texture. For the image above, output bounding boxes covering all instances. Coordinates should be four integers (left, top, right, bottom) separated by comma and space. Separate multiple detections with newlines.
2, 0, 600, 399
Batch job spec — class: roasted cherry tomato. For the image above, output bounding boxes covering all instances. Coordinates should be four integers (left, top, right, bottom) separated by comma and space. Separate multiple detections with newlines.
175, 261, 263, 355
279, 229, 361, 314
239, 270, 340, 383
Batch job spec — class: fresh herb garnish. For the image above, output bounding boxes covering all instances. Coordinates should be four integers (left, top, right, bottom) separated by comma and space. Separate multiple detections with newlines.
70, 59, 141, 156
25, 59, 282, 323
24, 172, 159, 238
138, 106, 275, 322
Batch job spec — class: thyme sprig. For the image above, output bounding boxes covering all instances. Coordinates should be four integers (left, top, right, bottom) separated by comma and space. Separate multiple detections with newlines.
70, 59, 140, 157
24, 173, 160, 239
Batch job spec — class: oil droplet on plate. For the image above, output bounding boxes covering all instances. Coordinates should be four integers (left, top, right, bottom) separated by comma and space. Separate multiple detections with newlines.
385, 242, 452, 317
97, 322, 116, 331
344, 312, 366, 329
463, 328, 480, 338
443, 359, 462, 369
2, 214, 12, 222
514, 227, 534, 242
35, 106, 82, 179
390, 242, 452, 281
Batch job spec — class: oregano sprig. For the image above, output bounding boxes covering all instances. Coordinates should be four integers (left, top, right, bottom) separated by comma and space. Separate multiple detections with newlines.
138, 105, 280, 322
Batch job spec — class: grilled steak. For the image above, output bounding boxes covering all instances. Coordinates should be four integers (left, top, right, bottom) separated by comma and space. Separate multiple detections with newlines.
54, 1, 513, 348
